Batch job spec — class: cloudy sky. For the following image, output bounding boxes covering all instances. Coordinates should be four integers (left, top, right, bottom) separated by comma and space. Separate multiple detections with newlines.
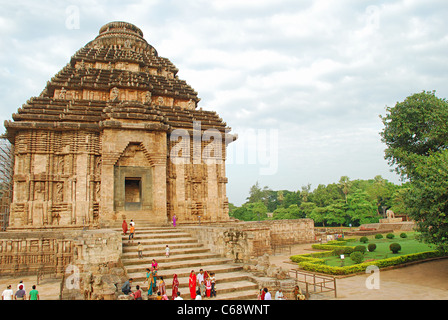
1, 0, 448, 205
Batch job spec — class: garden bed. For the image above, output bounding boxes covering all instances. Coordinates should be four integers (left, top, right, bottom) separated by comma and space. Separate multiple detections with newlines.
290, 232, 447, 275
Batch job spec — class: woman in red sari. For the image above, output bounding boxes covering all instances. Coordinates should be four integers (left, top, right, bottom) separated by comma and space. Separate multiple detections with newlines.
171, 274, 179, 300
204, 271, 211, 298
122, 220, 128, 235
189, 270, 196, 299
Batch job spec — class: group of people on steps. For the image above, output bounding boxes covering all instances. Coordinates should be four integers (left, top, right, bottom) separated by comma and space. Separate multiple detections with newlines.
121, 218, 216, 300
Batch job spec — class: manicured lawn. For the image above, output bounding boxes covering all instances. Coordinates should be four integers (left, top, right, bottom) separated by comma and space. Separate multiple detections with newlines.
324, 232, 435, 267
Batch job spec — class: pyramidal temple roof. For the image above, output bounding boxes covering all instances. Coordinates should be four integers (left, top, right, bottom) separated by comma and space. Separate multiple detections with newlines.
5, 21, 231, 140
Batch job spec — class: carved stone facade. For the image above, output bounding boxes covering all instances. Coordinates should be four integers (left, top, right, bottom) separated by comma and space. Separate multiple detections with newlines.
183, 219, 315, 263
4, 21, 236, 229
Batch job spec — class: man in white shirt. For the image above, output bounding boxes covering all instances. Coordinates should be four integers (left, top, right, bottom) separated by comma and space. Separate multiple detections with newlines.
196, 269, 204, 287
264, 288, 272, 300
275, 289, 284, 300
2, 285, 14, 300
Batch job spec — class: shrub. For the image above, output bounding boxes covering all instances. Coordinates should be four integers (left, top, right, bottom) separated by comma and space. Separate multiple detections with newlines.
354, 245, 367, 254
375, 234, 383, 239
368, 243, 377, 252
386, 233, 395, 239
360, 236, 368, 243
350, 251, 364, 264
400, 233, 407, 238
294, 251, 444, 275
390, 243, 401, 254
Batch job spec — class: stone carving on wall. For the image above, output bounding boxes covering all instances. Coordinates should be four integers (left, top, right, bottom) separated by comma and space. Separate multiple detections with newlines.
110, 87, 120, 101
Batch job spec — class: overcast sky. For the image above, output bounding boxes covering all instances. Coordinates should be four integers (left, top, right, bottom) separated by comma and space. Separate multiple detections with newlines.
1, 0, 448, 205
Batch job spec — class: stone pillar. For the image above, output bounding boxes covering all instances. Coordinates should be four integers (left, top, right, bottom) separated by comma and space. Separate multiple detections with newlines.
152, 156, 167, 223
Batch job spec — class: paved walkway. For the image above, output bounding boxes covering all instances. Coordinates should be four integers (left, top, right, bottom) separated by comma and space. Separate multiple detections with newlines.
270, 243, 448, 300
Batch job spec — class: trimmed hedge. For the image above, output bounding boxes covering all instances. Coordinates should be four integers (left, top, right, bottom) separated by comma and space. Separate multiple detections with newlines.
290, 250, 446, 275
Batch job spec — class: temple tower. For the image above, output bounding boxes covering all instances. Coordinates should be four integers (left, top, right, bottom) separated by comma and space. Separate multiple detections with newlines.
4, 21, 236, 229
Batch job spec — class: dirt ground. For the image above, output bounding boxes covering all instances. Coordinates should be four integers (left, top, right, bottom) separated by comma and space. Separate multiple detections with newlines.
2, 243, 448, 300
270, 243, 448, 300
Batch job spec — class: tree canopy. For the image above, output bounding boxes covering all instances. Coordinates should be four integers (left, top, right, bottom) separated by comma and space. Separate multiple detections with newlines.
229, 176, 406, 227
380, 90, 448, 251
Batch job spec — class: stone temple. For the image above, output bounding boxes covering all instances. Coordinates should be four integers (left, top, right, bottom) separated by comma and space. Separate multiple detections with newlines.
4, 21, 236, 229
1, 22, 315, 300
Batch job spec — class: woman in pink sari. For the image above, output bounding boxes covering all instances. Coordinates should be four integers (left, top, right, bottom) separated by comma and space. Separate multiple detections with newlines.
171, 274, 179, 300
172, 214, 177, 227
152, 259, 158, 270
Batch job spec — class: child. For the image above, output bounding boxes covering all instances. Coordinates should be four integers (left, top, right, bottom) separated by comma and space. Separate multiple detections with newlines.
137, 242, 143, 259
200, 280, 205, 298
165, 245, 170, 258
210, 272, 216, 298
129, 224, 135, 242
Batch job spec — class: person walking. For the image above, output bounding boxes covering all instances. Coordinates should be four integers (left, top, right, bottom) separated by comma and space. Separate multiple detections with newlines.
15, 285, 26, 300
129, 224, 135, 242
165, 245, 170, 258
263, 288, 271, 300
172, 214, 177, 227
2, 285, 14, 300
29, 285, 39, 300
122, 219, 128, 235
137, 242, 143, 259
148, 267, 157, 296
158, 276, 166, 297
171, 274, 179, 300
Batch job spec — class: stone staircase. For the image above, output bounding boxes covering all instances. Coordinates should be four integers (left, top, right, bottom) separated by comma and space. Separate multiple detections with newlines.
119, 224, 258, 300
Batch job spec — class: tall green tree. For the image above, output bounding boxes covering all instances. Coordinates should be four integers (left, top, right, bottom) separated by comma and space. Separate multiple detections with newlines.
380, 90, 448, 251
338, 176, 352, 204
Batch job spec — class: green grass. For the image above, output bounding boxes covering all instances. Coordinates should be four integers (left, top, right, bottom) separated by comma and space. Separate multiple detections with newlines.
324, 232, 435, 267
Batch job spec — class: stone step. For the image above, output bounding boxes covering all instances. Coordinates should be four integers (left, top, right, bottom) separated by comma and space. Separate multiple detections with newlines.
124, 256, 234, 274
122, 252, 223, 266
122, 233, 195, 241
122, 247, 211, 259
123, 238, 202, 248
